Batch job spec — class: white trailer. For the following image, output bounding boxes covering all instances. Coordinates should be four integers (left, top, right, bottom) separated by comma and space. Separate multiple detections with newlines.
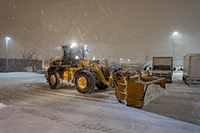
183, 53, 200, 85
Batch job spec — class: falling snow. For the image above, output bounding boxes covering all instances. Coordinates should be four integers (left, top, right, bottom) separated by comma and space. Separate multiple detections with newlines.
0, 0, 200, 63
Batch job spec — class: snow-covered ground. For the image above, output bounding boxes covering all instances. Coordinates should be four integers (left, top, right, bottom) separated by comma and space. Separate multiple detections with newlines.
0, 72, 200, 133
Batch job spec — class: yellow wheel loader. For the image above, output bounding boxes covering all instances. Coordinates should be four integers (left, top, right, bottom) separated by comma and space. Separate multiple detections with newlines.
45, 45, 167, 108
45, 45, 114, 94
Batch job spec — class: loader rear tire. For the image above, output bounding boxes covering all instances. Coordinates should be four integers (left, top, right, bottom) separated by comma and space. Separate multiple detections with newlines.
75, 71, 96, 94
48, 71, 62, 89
96, 83, 108, 90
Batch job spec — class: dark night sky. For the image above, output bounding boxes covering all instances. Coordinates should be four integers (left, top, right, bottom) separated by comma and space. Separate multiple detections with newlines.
0, 0, 200, 64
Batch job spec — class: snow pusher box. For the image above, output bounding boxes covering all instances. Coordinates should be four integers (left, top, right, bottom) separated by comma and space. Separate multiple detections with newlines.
115, 71, 168, 108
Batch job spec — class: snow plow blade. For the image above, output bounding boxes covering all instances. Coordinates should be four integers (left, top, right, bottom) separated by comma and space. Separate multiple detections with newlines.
115, 74, 168, 108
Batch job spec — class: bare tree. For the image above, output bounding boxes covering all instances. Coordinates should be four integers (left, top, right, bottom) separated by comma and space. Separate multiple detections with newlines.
21, 49, 39, 60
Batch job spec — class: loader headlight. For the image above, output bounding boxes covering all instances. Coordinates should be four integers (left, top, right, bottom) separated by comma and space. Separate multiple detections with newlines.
75, 56, 79, 59
70, 42, 77, 48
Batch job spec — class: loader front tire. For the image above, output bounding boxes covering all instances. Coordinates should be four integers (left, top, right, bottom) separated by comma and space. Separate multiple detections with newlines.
75, 71, 96, 94
48, 71, 61, 89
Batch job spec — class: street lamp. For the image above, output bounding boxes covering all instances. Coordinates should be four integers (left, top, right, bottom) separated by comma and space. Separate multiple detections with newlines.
173, 31, 178, 36
5, 37, 10, 72
120, 58, 123, 63
172, 31, 178, 69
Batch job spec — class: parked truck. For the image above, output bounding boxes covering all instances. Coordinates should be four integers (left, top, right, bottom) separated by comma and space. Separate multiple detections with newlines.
182, 53, 200, 85
152, 57, 173, 83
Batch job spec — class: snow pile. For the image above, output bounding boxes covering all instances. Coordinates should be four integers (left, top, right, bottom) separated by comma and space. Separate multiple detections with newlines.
143, 84, 169, 107
0, 103, 7, 109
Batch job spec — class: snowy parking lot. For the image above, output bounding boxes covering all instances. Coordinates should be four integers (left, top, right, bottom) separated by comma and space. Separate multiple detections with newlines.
0, 72, 200, 133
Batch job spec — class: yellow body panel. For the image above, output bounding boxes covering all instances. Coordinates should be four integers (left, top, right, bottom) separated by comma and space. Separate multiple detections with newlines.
134, 70, 142, 77
63, 67, 78, 82
143, 70, 150, 76
50, 58, 62, 66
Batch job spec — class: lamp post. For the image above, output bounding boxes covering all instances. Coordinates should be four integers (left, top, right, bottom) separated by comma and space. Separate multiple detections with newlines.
120, 58, 123, 64
5, 37, 10, 72
83, 45, 87, 61
172, 31, 178, 69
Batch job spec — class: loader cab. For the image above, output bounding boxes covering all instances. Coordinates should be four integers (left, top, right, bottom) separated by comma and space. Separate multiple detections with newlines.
61, 45, 82, 67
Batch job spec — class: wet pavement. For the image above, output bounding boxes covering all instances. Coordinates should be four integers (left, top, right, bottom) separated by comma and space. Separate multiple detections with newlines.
0, 72, 200, 133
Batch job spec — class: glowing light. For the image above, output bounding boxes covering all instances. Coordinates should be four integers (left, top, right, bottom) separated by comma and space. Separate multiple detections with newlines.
173, 31, 178, 36
93, 57, 95, 60
128, 59, 130, 62
120, 58, 123, 61
83, 45, 87, 51
75, 56, 79, 59
70, 42, 77, 48
6, 37, 10, 41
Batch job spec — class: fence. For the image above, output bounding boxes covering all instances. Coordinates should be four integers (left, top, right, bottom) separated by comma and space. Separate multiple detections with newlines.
0, 58, 42, 72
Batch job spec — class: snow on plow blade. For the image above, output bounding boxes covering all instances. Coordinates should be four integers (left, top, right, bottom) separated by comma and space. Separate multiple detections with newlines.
115, 75, 168, 108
